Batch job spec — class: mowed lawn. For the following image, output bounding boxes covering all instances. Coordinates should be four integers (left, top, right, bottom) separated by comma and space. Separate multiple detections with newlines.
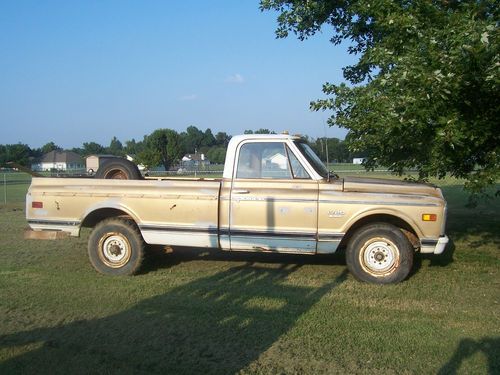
0, 179, 498, 374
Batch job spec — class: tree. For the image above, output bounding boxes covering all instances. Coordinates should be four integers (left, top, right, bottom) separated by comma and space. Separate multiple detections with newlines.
261, 0, 499, 195
0, 144, 32, 166
107, 136, 124, 156
215, 132, 231, 147
180, 126, 205, 153
40, 142, 62, 154
312, 137, 351, 163
206, 147, 227, 164
82, 142, 105, 156
201, 128, 216, 148
123, 139, 145, 156
137, 129, 182, 170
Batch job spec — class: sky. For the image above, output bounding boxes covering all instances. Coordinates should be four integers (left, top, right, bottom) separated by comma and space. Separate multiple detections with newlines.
0, 0, 356, 149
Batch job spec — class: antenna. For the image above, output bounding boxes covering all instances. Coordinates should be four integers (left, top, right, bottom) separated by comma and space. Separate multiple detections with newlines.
323, 115, 330, 180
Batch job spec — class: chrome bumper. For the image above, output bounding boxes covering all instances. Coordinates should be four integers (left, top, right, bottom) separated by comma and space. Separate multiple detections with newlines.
420, 235, 449, 254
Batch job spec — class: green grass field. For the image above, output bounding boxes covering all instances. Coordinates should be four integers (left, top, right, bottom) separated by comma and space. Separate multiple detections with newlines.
0, 176, 498, 374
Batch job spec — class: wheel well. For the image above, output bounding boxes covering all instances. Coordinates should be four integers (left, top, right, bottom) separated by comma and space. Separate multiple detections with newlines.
339, 214, 419, 249
81, 208, 135, 228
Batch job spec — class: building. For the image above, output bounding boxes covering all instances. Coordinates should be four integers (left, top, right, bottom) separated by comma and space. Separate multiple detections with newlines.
181, 153, 210, 168
31, 150, 85, 171
352, 158, 366, 165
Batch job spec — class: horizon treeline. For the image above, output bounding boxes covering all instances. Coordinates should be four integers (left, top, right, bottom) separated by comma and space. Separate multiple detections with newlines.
0, 126, 363, 168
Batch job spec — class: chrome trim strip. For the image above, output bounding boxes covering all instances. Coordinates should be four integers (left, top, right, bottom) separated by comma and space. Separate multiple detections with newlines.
225, 196, 438, 207
225, 229, 317, 239
319, 200, 440, 207
28, 219, 80, 226
140, 225, 218, 234
230, 197, 317, 203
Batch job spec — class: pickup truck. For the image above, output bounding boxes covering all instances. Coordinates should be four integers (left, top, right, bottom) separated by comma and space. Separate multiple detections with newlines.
25, 134, 448, 284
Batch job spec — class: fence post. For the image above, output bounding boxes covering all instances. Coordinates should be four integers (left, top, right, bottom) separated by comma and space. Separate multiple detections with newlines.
3, 173, 6, 205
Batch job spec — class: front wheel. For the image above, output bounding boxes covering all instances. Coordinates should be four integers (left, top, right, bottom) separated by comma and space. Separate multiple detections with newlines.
88, 218, 145, 275
346, 223, 414, 284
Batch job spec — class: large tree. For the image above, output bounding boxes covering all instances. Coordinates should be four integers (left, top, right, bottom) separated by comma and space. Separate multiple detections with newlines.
261, 0, 499, 194
137, 129, 182, 170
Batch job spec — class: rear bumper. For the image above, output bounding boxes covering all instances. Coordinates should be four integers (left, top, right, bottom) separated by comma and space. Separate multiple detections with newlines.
420, 235, 449, 254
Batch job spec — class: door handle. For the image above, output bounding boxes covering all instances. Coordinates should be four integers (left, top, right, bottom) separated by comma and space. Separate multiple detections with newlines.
233, 189, 250, 194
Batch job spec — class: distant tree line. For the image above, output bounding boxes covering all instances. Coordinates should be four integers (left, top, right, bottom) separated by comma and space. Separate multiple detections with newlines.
0, 126, 359, 170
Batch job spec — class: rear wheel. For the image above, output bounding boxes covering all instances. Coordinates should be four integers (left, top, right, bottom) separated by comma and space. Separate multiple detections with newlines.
88, 218, 145, 275
346, 223, 413, 284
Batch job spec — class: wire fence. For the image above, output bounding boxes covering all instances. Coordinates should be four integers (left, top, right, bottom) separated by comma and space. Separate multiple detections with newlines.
1, 171, 31, 206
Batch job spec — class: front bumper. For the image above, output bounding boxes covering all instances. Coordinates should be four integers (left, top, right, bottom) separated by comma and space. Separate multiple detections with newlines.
420, 235, 449, 254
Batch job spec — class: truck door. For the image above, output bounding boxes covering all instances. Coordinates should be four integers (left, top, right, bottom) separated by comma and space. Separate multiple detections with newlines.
229, 141, 319, 253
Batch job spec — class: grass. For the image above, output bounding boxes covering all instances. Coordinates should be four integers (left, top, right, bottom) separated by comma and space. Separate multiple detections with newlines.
0, 176, 499, 374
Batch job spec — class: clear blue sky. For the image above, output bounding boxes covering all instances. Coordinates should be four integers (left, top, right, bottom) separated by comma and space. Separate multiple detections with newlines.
0, 0, 355, 149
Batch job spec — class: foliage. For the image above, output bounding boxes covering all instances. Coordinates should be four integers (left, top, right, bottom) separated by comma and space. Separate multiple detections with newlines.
107, 136, 124, 156
82, 142, 105, 156
0, 144, 32, 166
40, 142, 62, 154
206, 146, 227, 164
310, 137, 351, 163
136, 129, 182, 170
215, 132, 231, 147
261, 0, 499, 194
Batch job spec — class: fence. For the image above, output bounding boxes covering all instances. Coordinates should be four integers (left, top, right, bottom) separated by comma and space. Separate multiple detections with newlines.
1, 170, 32, 206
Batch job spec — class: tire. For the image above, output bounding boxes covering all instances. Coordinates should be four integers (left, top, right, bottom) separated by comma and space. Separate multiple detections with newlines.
346, 223, 413, 284
88, 218, 145, 276
95, 158, 142, 180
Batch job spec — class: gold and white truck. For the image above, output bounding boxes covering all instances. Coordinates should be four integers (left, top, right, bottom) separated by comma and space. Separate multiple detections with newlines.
25, 134, 448, 283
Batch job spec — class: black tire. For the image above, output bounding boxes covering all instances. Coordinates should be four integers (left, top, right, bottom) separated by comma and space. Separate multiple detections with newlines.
346, 223, 413, 284
95, 158, 142, 180
88, 218, 145, 276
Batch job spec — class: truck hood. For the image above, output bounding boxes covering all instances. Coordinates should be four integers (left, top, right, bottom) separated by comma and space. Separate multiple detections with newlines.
342, 176, 443, 199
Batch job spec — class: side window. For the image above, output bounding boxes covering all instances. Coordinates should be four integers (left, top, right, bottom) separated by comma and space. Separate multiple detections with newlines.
236, 142, 292, 179
286, 146, 310, 179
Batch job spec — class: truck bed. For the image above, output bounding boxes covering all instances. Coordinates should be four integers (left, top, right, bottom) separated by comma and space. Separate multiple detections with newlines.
26, 177, 221, 244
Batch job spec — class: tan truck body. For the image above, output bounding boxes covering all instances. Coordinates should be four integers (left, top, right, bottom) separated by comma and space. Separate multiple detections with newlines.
26, 134, 448, 282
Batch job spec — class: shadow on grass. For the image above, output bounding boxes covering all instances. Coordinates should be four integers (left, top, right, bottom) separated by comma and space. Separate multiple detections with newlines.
0, 264, 348, 374
141, 246, 346, 275
441, 185, 500, 248
438, 337, 500, 374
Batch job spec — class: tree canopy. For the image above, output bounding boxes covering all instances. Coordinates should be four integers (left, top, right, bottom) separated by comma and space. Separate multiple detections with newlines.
261, 0, 499, 195
136, 129, 182, 170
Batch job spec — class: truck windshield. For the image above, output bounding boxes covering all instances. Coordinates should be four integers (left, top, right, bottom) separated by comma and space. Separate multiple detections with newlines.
294, 141, 330, 179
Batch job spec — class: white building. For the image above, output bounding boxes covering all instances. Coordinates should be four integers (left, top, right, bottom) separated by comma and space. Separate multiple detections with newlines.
32, 151, 84, 171
181, 153, 210, 168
